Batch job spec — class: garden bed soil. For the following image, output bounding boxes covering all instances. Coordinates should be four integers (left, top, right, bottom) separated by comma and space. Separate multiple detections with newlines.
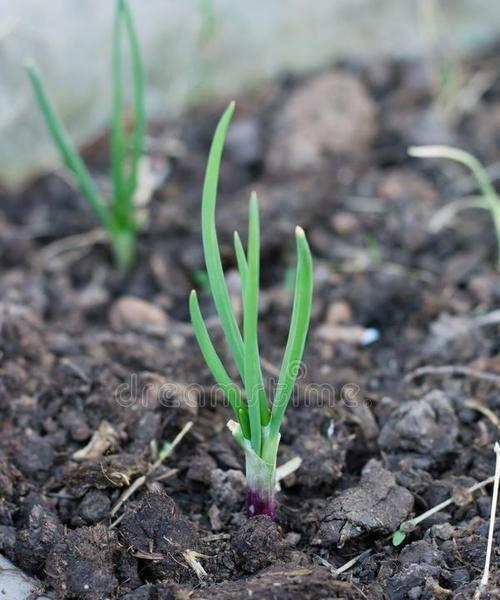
1, 47, 500, 599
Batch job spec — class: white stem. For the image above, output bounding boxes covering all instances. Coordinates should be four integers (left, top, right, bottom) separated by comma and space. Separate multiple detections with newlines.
245, 446, 275, 491
276, 456, 302, 485
227, 421, 280, 517
403, 474, 495, 531
428, 196, 486, 233
477, 442, 500, 595
246, 427, 278, 491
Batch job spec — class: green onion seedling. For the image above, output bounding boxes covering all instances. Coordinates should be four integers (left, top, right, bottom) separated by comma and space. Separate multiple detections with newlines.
26, 0, 145, 270
189, 102, 313, 518
392, 471, 496, 547
408, 145, 500, 269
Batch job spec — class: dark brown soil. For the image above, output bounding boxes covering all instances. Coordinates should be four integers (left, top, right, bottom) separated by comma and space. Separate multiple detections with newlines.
1, 46, 500, 599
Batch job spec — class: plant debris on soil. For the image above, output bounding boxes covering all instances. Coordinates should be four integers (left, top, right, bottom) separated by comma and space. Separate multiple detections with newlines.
1, 44, 500, 599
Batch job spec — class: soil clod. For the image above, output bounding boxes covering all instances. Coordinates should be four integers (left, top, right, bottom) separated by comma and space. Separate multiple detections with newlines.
318, 459, 414, 546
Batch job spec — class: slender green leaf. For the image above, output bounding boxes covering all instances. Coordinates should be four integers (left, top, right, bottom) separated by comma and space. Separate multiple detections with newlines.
236, 210, 269, 429
233, 231, 248, 298
269, 227, 313, 437
189, 290, 250, 438
244, 194, 270, 452
111, 0, 126, 226
26, 63, 112, 231
121, 0, 145, 204
237, 408, 251, 442
110, 0, 144, 262
202, 102, 246, 378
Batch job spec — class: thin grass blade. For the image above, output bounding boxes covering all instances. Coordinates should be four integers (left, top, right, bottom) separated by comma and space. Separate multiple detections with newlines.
269, 227, 313, 437
26, 63, 112, 230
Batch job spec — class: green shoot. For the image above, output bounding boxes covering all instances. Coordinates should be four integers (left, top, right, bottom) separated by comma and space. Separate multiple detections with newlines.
26, 0, 145, 270
189, 102, 314, 518
392, 472, 496, 546
409, 145, 500, 269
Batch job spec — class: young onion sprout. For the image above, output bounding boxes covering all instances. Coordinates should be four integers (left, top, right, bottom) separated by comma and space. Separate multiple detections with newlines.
189, 102, 314, 518
408, 145, 500, 269
26, 0, 144, 270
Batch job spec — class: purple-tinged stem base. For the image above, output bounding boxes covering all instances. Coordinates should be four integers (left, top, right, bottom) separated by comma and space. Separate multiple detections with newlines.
247, 489, 276, 519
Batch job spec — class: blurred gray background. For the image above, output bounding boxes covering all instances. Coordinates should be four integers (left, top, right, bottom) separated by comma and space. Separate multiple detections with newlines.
1, 0, 499, 186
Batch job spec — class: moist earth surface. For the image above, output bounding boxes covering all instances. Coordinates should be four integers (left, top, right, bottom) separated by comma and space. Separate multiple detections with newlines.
0, 48, 500, 599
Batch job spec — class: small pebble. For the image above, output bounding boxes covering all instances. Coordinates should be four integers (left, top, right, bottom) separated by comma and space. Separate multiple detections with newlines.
109, 296, 168, 332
